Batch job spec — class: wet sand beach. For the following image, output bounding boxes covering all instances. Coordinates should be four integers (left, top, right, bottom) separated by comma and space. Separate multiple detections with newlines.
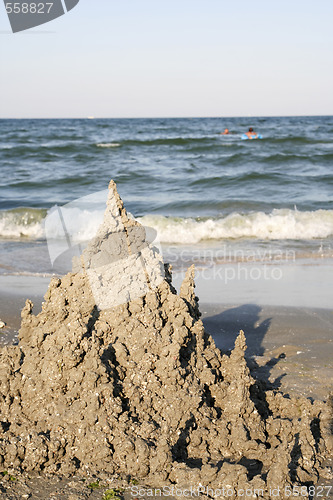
0, 276, 49, 346
202, 303, 333, 401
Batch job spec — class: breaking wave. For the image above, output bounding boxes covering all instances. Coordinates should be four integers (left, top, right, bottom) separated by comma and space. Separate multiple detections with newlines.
1, 207, 333, 244
138, 209, 333, 244
0, 208, 46, 239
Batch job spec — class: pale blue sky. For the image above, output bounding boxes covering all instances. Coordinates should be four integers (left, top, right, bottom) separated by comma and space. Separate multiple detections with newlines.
1, 0, 333, 118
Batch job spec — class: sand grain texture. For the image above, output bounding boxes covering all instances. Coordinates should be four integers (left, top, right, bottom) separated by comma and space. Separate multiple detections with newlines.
0, 181, 332, 498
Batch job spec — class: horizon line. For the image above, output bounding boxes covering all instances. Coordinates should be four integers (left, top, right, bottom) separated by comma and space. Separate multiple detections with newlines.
1, 113, 333, 120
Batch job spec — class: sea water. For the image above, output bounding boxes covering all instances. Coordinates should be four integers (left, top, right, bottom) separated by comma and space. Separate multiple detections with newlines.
0, 116, 333, 281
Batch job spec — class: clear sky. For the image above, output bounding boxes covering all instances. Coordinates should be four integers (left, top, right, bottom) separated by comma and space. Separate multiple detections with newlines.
1, 0, 333, 118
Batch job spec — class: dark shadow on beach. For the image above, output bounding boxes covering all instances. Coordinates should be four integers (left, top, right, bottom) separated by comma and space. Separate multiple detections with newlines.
202, 303, 271, 356
202, 303, 286, 389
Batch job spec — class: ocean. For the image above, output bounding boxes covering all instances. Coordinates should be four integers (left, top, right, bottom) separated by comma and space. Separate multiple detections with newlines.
0, 116, 333, 278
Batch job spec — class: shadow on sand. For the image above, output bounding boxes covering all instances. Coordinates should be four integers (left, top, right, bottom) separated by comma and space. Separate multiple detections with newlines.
202, 303, 286, 389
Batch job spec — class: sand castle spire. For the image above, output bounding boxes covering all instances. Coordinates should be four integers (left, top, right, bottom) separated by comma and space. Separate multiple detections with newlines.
179, 264, 200, 320
108, 179, 131, 225
75, 180, 165, 309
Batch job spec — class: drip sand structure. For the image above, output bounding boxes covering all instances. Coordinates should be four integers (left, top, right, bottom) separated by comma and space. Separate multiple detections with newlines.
0, 180, 332, 498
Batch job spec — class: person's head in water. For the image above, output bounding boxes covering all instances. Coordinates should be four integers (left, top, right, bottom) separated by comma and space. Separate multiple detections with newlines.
220, 128, 229, 135
246, 127, 258, 139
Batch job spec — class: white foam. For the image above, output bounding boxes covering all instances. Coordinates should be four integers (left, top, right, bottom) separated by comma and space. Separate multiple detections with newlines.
137, 209, 333, 244
44, 190, 108, 265
96, 143, 121, 148
45, 206, 104, 243
0, 210, 45, 239
0, 206, 104, 242
2, 207, 333, 245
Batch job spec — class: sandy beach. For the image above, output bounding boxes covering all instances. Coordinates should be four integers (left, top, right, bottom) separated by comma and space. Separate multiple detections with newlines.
202, 303, 333, 401
0, 276, 49, 347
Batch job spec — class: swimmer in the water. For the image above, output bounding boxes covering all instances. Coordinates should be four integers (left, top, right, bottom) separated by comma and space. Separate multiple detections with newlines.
245, 127, 258, 139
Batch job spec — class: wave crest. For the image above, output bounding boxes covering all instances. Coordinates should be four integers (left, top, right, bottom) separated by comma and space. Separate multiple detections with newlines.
1, 207, 333, 244
138, 209, 333, 244
96, 143, 121, 148
0, 208, 46, 239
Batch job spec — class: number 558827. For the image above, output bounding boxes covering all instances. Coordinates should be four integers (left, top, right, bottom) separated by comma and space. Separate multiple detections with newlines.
5, 3, 54, 14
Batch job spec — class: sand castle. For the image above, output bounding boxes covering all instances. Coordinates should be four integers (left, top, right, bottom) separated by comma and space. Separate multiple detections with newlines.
0, 181, 332, 498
